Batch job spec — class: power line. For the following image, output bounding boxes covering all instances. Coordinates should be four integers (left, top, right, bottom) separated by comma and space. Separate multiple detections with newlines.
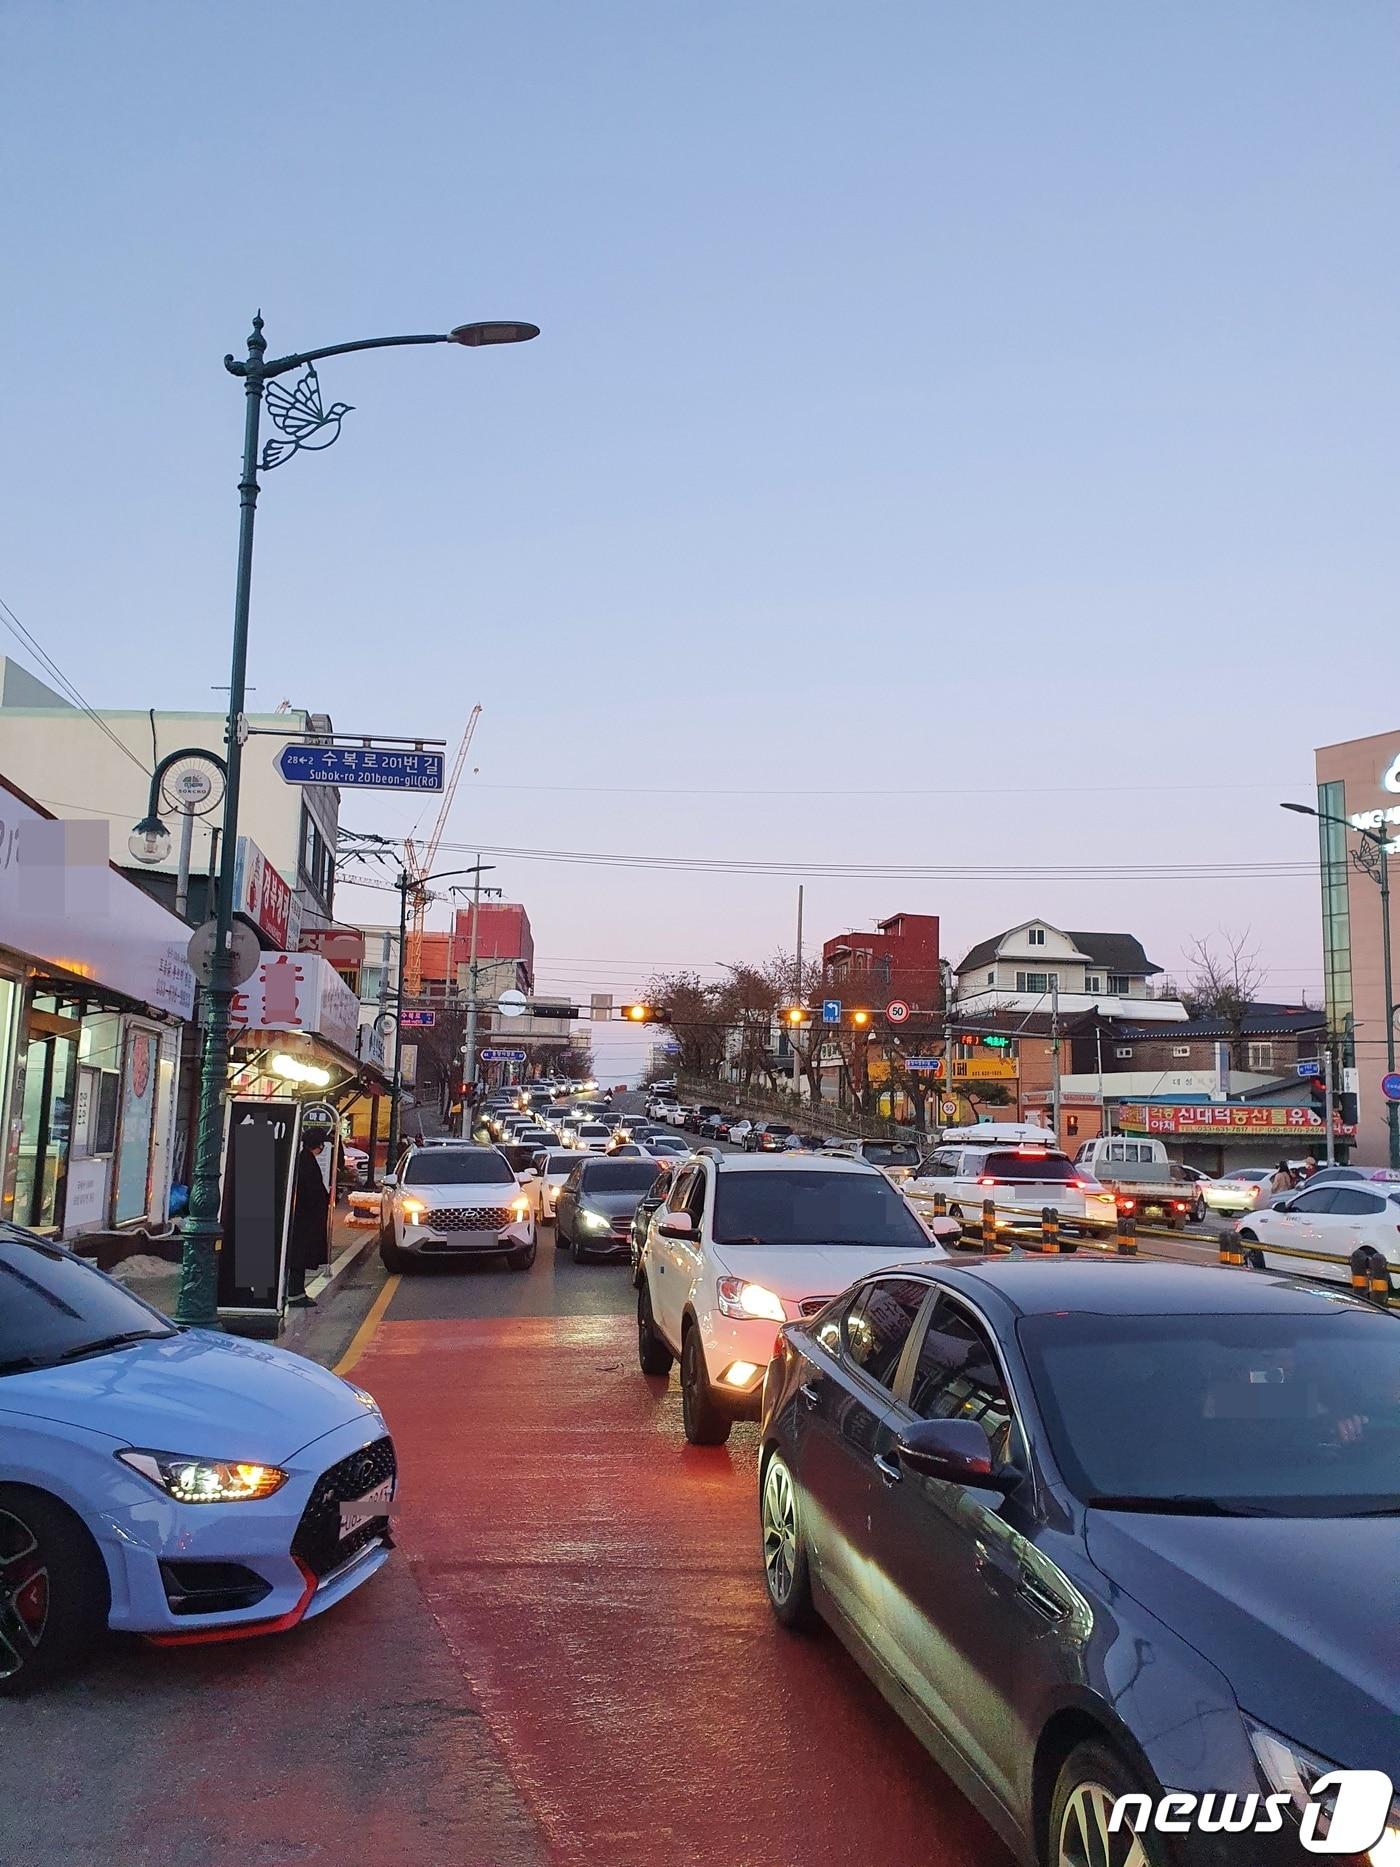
0, 592, 151, 777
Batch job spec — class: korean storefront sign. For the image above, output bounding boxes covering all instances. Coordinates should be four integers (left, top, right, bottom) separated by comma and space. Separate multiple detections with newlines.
232, 837, 293, 949
1115, 1102, 1355, 1137
229, 951, 361, 1058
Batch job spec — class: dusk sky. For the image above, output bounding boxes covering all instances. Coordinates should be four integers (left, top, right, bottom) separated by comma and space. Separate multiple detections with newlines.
4, 2, 1397, 1080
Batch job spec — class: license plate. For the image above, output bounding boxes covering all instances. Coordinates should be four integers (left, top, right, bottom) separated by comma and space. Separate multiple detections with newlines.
339, 1476, 394, 1538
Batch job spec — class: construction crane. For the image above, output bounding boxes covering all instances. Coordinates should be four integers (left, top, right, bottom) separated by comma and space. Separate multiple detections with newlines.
403, 703, 481, 996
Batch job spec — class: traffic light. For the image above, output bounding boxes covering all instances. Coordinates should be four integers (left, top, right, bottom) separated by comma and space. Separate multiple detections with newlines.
621, 1003, 668, 1023
982, 1034, 1011, 1050
779, 1006, 806, 1026
850, 1008, 871, 1027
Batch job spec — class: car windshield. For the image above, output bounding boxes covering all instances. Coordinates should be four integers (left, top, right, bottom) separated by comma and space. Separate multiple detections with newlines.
982, 1151, 1079, 1183
578, 1124, 610, 1138
0, 1230, 175, 1373
544, 1153, 575, 1175
862, 1143, 921, 1168
580, 1161, 659, 1191
403, 1150, 515, 1186
712, 1170, 929, 1248
1019, 1309, 1400, 1516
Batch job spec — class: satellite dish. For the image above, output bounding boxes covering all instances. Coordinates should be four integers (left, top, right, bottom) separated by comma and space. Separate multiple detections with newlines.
187, 918, 261, 988
497, 988, 528, 1019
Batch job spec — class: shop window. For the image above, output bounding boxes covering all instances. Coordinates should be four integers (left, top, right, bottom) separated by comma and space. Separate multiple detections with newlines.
14, 995, 79, 1231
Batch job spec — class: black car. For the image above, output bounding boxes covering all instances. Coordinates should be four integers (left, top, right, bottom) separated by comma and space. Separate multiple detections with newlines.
760, 1258, 1400, 1867
628, 1161, 677, 1273
554, 1157, 663, 1264
746, 1121, 794, 1152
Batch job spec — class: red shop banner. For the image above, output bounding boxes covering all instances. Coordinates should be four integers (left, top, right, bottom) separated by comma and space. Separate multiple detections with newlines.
1115, 1103, 1355, 1138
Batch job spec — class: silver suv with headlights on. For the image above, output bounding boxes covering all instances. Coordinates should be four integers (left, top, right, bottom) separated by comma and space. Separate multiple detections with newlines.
379, 1144, 536, 1273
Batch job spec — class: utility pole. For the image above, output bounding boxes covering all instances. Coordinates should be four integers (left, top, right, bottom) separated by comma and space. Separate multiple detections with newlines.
457, 859, 498, 1135
1324, 1043, 1336, 1168
1050, 976, 1062, 1143
793, 884, 804, 1103
940, 957, 954, 1126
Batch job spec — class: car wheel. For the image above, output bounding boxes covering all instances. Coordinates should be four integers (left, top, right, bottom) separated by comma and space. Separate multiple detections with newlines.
1238, 1228, 1258, 1244
379, 1229, 410, 1274
0, 1487, 109, 1696
680, 1325, 731, 1445
636, 1278, 674, 1376
507, 1235, 536, 1272
1050, 1739, 1167, 1867
1190, 1196, 1206, 1224
760, 1452, 815, 1630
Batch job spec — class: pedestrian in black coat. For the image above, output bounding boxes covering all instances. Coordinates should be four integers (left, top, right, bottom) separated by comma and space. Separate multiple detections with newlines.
287, 1129, 331, 1307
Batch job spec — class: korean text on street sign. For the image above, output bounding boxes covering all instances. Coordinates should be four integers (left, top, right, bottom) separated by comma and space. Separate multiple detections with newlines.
401, 1009, 436, 1028
481, 1048, 526, 1063
1295, 1060, 1322, 1078
275, 744, 445, 791
906, 1057, 944, 1073
822, 999, 842, 1024
1383, 1073, 1400, 1102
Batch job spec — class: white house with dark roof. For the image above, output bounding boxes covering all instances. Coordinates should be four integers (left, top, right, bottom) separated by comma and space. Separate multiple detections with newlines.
952, 920, 1189, 1023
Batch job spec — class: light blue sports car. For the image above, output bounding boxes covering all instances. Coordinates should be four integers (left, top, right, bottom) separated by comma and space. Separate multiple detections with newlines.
0, 1225, 395, 1692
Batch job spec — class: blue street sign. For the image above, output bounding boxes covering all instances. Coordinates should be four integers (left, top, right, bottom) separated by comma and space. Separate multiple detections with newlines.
906, 1057, 944, 1073
1383, 1073, 1400, 1102
276, 743, 445, 791
1295, 1060, 1321, 1078
822, 999, 842, 1024
481, 1048, 527, 1063
401, 1009, 436, 1028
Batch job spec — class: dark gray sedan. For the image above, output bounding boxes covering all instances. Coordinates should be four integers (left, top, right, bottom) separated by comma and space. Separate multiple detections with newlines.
555, 1157, 664, 1264
760, 1257, 1400, 1867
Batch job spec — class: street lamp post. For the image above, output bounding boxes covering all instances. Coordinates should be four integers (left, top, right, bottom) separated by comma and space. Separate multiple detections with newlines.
1282, 801, 1398, 1170
176, 312, 539, 1328
128, 747, 229, 919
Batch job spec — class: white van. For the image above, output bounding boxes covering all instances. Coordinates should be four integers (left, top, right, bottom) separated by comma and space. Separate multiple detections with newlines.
908, 1123, 1116, 1239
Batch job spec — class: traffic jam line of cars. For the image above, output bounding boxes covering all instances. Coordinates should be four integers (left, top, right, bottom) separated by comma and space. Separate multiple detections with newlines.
6, 1073, 1398, 1867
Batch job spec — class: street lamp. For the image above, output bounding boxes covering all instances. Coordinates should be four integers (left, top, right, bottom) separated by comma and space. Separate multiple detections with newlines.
1281, 800, 1398, 1169
128, 747, 229, 917
176, 312, 539, 1329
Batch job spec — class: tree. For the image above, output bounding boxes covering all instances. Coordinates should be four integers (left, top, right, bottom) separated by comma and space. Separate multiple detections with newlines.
645, 970, 732, 1080
714, 962, 781, 1088
1182, 931, 1266, 1069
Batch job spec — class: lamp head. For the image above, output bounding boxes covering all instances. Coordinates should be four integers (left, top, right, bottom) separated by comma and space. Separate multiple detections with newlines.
128, 815, 172, 864
1280, 802, 1317, 819
448, 321, 540, 347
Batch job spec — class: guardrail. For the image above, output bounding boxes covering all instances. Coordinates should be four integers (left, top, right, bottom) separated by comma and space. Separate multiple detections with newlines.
1218, 1230, 1393, 1307
906, 1188, 1139, 1256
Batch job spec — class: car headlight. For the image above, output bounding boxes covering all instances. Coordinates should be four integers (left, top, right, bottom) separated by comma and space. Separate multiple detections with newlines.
1246, 1716, 1400, 1862
117, 1450, 290, 1503
402, 1196, 429, 1224
716, 1277, 786, 1322
510, 1196, 531, 1219
580, 1208, 612, 1232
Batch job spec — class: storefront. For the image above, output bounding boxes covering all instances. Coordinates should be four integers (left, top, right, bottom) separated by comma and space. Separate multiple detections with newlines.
0, 778, 196, 1237
1112, 1101, 1355, 1174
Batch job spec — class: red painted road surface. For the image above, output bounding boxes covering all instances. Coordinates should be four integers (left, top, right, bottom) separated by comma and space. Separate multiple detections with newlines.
354, 1305, 1012, 1867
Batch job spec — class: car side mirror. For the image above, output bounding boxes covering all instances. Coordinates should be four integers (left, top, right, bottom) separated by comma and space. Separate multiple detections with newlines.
519, 1168, 537, 1183
658, 1212, 694, 1240
1272, 1195, 1294, 1212
896, 1418, 1017, 1492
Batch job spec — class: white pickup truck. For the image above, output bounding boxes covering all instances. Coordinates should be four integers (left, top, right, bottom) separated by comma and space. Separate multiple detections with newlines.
1071, 1137, 1206, 1227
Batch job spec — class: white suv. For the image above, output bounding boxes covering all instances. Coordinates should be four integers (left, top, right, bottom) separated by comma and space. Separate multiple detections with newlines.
634, 1150, 960, 1445
380, 1143, 536, 1273
906, 1122, 1116, 1239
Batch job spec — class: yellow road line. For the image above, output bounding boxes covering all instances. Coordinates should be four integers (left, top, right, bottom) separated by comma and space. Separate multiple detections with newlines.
334, 1273, 400, 1375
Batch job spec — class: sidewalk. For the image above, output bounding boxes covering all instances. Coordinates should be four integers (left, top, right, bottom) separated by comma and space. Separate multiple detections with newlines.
111, 1204, 377, 1326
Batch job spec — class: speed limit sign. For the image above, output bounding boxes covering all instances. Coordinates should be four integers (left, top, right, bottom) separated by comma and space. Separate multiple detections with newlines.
885, 999, 911, 1024
940, 1098, 958, 1118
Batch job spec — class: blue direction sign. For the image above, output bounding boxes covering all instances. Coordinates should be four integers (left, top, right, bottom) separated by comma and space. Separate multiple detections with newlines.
481, 1048, 527, 1063
822, 999, 842, 1024
1295, 1060, 1322, 1078
1383, 1073, 1400, 1102
906, 1057, 944, 1074
276, 744, 445, 791
401, 1009, 436, 1029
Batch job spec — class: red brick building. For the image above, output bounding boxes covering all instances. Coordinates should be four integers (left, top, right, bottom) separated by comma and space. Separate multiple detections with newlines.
821, 912, 941, 1011
419, 902, 535, 996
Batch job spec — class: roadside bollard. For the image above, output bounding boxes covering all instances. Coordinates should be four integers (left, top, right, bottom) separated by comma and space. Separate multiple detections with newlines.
1115, 1210, 1137, 1255
931, 1191, 947, 1218
1039, 1205, 1060, 1252
1219, 1231, 1245, 1268
1351, 1246, 1392, 1307
981, 1198, 997, 1248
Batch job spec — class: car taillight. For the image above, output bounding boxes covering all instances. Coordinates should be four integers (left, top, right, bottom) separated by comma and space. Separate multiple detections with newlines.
978, 1176, 1001, 1187
1120, 1197, 1136, 1211
1174, 1202, 1186, 1212
1067, 1180, 1082, 1191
